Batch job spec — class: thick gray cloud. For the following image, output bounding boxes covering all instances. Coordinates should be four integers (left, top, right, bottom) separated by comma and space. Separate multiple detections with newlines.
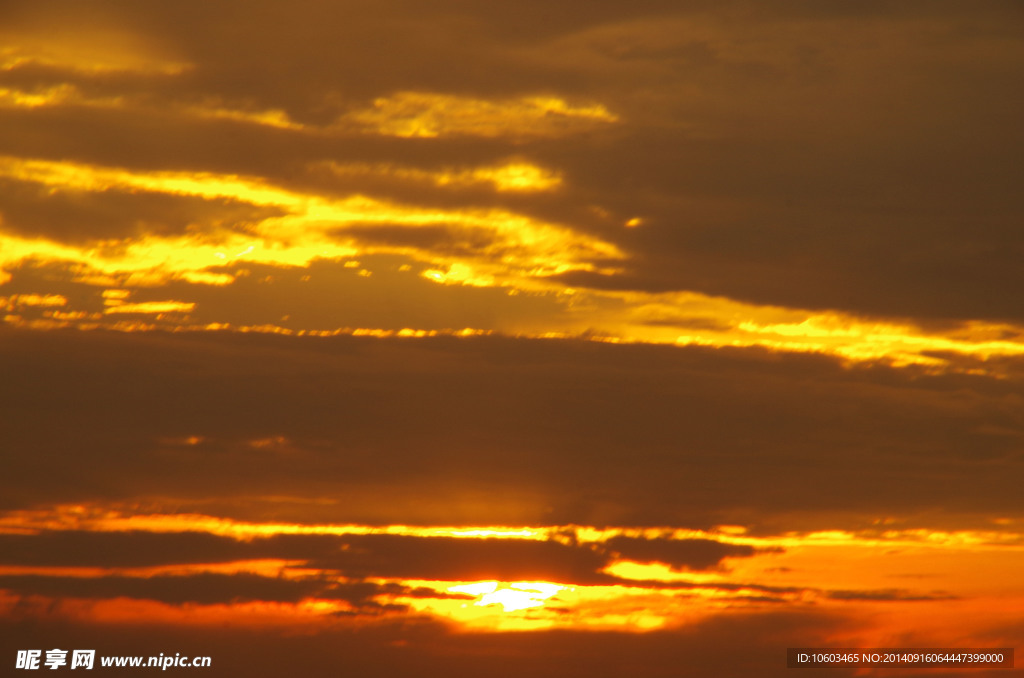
1, 328, 1021, 530
0, 572, 324, 606
309, 534, 612, 584
0, 531, 255, 568
824, 589, 958, 602
602, 536, 761, 571
0, 531, 345, 568
0, 571, 469, 611
0, 529, 766, 584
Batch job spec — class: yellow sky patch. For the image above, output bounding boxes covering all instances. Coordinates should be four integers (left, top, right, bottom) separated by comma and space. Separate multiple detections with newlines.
560, 289, 1024, 371
344, 92, 619, 138
0, 74, 614, 146
0, 156, 621, 289
319, 160, 562, 193
103, 300, 196, 315
2, 156, 1023, 372
1, 293, 67, 309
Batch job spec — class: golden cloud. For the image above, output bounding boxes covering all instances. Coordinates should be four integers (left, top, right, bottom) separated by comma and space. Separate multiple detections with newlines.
342, 91, 619, 138
0, 155, 623, 290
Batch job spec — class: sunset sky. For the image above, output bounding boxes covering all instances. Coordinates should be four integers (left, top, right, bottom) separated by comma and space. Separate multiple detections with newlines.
1, 1, 1023, 675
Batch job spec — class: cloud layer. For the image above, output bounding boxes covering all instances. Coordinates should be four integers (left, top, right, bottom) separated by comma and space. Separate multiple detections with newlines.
3, 2, 1023, 675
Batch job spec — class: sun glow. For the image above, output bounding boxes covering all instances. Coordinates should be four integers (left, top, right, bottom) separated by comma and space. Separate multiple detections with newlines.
448, 581, 568, 612
1, 504, 1022, 638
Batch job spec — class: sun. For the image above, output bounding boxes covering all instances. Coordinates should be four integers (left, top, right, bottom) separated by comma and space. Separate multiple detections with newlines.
448, 581, 567, 612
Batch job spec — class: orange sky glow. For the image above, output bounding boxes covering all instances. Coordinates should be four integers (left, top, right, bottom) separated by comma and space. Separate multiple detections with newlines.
2, 1, 1022, 676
